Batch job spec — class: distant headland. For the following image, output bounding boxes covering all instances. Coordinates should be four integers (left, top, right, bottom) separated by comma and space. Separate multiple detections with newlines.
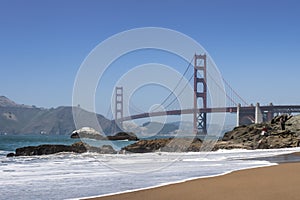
0, 96, 118, 135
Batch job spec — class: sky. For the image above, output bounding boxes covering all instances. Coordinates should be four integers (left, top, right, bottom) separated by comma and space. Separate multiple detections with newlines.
1, 0, 300, 119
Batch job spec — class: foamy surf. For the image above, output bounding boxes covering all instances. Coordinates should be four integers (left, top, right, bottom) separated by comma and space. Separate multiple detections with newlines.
1, 147, 300, 200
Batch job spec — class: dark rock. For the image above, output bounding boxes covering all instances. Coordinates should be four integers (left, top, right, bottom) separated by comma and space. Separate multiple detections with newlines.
6, 153, 15, 157
15, 144, 76, 156
71, 142, 88, 153
108, 132, 139, 141
70, 132, 80, 138
7, 142, 116, 157
122, 138, 202, 153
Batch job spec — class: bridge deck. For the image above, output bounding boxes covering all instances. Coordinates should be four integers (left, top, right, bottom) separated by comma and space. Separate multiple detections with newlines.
120, 105, 300, 121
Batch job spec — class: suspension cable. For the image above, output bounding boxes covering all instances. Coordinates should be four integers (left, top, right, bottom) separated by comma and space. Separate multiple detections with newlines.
152, 56, 194, 111
222, 77, 248, 106
163, 74, 194, 109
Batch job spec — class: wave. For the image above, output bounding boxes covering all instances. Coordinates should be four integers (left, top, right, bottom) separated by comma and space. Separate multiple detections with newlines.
1, 147, 300, 200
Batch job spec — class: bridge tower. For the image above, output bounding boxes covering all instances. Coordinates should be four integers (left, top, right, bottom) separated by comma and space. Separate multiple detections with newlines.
114, 86, 124, 131
193, 54, 207, 135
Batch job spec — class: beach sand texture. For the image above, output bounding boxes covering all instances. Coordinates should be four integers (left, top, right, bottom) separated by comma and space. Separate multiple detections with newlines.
87, 162, 300, 200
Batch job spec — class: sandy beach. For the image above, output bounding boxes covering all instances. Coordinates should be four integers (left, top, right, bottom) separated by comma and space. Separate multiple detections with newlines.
87, 158, 300, 200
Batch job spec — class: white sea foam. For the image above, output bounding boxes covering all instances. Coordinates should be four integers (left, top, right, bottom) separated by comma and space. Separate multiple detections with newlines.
0, 147, 299, 200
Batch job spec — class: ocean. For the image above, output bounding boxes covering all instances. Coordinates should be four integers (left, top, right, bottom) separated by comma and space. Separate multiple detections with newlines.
1, 134, 300, 200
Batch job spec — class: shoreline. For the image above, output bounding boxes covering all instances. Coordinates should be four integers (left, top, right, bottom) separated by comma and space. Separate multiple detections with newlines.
79, 165, 274, 200
83, 152, 300, 200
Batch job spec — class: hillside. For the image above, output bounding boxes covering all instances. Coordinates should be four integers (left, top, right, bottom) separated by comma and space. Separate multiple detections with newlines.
0, 96, 32, 108
0, 96, 118, 135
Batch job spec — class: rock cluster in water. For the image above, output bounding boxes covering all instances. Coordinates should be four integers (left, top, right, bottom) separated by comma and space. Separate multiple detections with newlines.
6, 142, 116, 157
123, 114, 300, 153
70, 127, 139, 141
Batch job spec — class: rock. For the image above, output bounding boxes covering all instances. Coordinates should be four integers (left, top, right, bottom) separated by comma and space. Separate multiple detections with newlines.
6, 153, 15, 157
75, 142, 116, 154
70, 128, 139, 141
14, 144, 78, 156
70, 132, 80, 138
70, 127, 106, 140
213, 141, 251, 150
86, 144, 117, 154
256, 138, 269, 149
220, 114, 300, 150
108, 132, 139, 141
122, 138, 202, 153
7, 142, 116, 157
71, 141, 88, 153
97, 145, 116, 154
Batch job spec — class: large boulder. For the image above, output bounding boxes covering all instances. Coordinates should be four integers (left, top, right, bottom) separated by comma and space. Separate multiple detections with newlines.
14, 144, 76, 156
122, 138, 202, 153
70, 127, 106, 140
7, 142, 116, 157
108, 132, 139, 141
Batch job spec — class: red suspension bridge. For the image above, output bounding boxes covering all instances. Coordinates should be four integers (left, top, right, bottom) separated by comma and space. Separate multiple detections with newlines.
111, 54, 300, 134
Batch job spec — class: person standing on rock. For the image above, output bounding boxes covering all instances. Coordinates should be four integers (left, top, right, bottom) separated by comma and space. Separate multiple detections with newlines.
261, 126, 268, 136
280, 117, 286, 130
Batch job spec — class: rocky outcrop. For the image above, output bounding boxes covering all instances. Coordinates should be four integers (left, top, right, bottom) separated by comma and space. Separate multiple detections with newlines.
219, 114, 300, 150
6, 142, 116, 157
122, 138, 202, 153
107, 132, 139, 141
71, 128, 139, 141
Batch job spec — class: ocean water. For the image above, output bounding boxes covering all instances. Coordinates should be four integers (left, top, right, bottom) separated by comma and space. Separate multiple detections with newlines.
0, 135, 300, 200
0, 134, 135, 152
0, 134, 78, 151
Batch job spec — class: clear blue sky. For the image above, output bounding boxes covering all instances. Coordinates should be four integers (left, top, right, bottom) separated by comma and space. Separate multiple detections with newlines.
1, 0, 300, 116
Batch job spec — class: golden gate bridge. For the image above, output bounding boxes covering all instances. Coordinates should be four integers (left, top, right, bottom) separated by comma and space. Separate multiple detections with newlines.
109, 54, 300, 135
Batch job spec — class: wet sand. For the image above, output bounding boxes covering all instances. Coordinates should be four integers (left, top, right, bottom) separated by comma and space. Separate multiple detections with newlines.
85, 153, 300, 200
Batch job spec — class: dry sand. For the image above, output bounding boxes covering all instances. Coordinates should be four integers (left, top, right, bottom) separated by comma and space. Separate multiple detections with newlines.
86, 161, 300, 200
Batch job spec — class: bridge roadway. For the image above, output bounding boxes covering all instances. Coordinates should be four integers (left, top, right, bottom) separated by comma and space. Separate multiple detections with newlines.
120, 105, 300, 121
